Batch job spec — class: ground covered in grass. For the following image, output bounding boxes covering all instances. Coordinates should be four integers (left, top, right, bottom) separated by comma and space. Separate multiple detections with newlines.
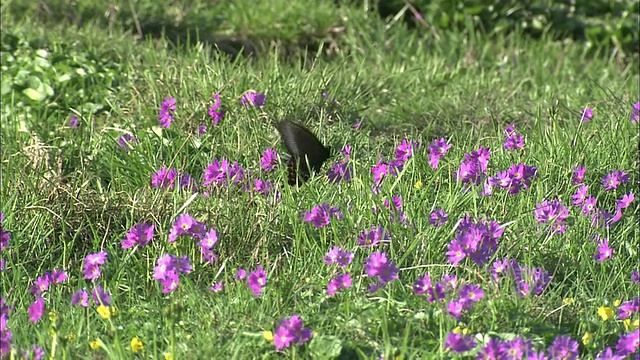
1, 1, 639, 359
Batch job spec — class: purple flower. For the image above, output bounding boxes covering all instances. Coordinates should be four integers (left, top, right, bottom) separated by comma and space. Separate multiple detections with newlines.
446, 216, 501, 267
208, 94, 225, 125
121, 222, 155, 249
151, 167, 178, 189
581, 107, 593, 121
364, 251, 399, 287
28, 297, 45, 323
159, 96, 176, 128
581, 196, 597, 216
602, 169, 629, 191
323, 246, 353, 267
503, 124, 525, 150
617, 297, 639, 319
616, 192, 635, 210
21, 345, 45, 360
153, 254, 191, 293
168, 213, 207, 243
260, 148, 278, 172
83, 251, 108, 280
235, 269, 247, 280
327, 273, 352, 296
595, 347, 626, 360
91, 287, 112, 306
202, 158, 244, 187
458, 283, 484, 307
427, 138, 451, 169
571, 184, 588, 206
210, 282, 224, 292
499, 336, 533, 359
444, 332, 476, 353
456, 148, 491, 186
547, 336, 579, 359
594, 237, 613, 263
630, 101, 640, 125
429, 208, 448, 227
357, 226, 390, 248
247, 265, 267, 297
413, 274, 432, 296
394, 139, 419, 164
632, 270, 639, 284
50, 269, 67, 284
327, 160, 352, 184
273, 314, 312, 350
534, 198, 570, 234
69, 116, 80, 128
197, 125, 207, 136
614, 329, 639, 357
240, 90, 266, 107
476, 338, 503, 359
572, 166, 586, 184
116, 134, 138, 152
302, 203, 342, 228
71, 289, 89, 307
248, 179, 280, 200
1, 213, 10, 251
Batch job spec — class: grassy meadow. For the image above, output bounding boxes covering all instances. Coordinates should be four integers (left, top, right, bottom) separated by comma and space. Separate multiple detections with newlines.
1, 0, 639, 359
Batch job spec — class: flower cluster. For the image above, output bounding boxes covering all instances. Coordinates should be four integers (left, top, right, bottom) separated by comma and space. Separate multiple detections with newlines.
302, 203, 343, 228
427, 137, 451, 169
446, 216, 503, 267
273, 314, 312, 350
151, 167, 196, 191
601, 169, 629, 191
456, 147, 491, 186
364, 251, 399, 293
356, 226, 390, 248
152, 254, 192, 293
208, 93, 225, 125
116, 134, 138, 152
490, 258, 552, 297
240, 90, 266, 107
246, 265, 267, 297
201, 157, 245, 188
324, 246, 354, 296
168, 214, 219, 263
121, 222, 155, 249
1, 297, 12, 355
483, 163, 537, 196
503, 124, 525, 150
158, 96, 176, 128
534, 198, 570, 234
72, 287, 112, 307
327, 146, 353, 184
429, 208, 448, 227
83, 251, 108, 281
260, 148, 278, 172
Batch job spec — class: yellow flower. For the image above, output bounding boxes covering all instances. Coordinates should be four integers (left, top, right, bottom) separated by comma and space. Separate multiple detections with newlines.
164, 353, 173, 360
581, 332, 593, 346
67, 332, 76, 342
613, 299, 621, 307
624, 319, 639, 331
130, 337, 144, 352
89, 339, 102, 350
49, 311, 58, 322
262, 330, 274, 342
452, 326, 470, 335
414, 180, 423, 189
96, 305, 117, 319
563, 297, 575, 306
598, 306, 615, 321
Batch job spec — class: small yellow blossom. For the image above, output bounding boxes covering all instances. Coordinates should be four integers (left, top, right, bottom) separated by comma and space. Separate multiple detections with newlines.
262, 330, 274, 342
130, 337, 144, 352
582, 332, 593, 346
67, 332, 76, 341
452, 326, 470, 335
613, 299, 621, 307
563, 297, 575, 306
97, 305, 112, 319
414, 180, 423, 189
598, 306, 615, 321
89, 339, 102, 350
164, 353, 173, 360
49, 311, 58, 322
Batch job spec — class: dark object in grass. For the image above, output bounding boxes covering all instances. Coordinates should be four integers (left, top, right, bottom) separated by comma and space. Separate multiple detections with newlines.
275, 120, 331, 185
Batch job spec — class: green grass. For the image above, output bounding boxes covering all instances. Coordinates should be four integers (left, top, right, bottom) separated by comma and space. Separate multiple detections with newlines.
1, 1, 638, 359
